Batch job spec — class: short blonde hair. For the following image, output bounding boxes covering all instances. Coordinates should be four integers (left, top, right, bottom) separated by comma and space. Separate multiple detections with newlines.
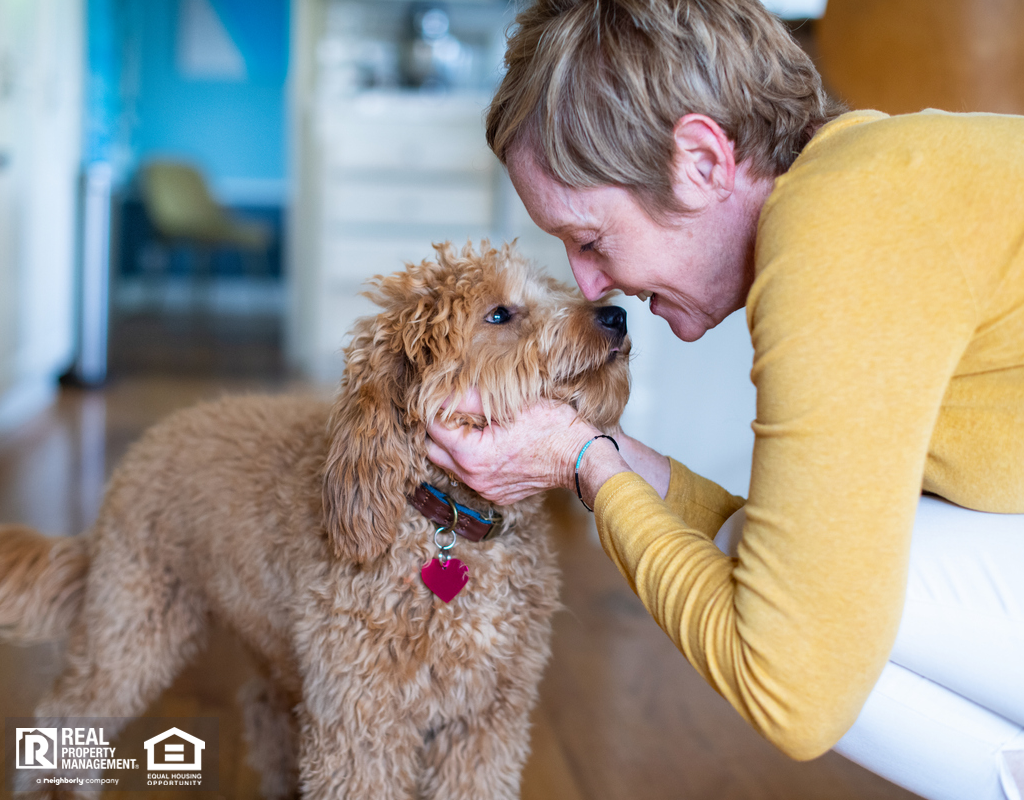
487, 0, 844, 218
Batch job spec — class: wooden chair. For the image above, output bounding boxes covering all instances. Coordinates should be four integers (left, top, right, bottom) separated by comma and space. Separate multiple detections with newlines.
816, 0, 1024, 115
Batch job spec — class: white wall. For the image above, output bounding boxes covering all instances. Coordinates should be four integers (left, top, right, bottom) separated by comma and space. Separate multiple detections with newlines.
617, 297, 756, 498
0, 0, 83, 433
0, 1, 21, 397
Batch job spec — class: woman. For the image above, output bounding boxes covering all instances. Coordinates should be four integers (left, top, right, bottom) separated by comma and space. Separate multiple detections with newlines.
426, 1, 1024, 798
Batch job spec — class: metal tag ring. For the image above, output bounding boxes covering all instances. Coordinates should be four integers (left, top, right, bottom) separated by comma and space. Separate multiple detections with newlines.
434, 525, 457, 551
442, 494, 459, 532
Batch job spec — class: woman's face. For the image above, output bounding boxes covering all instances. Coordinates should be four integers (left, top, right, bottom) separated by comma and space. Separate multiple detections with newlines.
507, 146, 753, 342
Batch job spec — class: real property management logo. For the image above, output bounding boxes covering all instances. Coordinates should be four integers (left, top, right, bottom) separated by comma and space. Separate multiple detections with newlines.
16, 726, 137, 771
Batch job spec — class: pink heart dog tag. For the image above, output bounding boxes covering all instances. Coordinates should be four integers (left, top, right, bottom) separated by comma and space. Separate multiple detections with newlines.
421, 557, 469, 603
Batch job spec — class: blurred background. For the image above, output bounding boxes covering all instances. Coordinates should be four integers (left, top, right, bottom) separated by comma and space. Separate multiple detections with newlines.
2, 0, 1023, 494
0, 1, 1022, 798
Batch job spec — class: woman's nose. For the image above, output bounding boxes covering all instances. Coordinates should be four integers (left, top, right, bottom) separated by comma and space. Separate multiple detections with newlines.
568, 255, 614, 301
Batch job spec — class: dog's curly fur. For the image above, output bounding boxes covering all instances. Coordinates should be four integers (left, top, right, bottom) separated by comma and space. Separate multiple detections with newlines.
0, 241, 630, 799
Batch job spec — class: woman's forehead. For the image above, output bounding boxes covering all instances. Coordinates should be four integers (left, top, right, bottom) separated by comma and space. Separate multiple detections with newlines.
509, 150, 603, 236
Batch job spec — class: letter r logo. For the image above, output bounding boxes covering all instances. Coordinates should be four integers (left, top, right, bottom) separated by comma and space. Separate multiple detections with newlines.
16, 728, 58, 769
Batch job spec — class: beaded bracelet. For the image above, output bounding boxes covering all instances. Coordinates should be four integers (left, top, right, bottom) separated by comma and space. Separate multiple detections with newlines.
574, 434, 620, 512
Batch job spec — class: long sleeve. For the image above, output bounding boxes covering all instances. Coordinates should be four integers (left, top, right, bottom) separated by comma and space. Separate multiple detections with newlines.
594, 110, 1024, 760
663, 458, 745, 541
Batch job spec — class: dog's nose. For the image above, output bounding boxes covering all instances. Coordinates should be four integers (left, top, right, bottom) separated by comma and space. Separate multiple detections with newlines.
596, 305, 627, 339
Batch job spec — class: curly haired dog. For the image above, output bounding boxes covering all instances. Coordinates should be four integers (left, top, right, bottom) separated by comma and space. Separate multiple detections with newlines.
0, 241, 631, 799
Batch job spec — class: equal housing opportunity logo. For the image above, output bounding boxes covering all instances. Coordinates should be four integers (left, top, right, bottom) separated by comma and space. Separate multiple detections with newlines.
5, 718, 218, 792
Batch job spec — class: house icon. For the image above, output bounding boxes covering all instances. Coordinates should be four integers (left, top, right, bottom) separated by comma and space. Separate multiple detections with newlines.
143, 727, 205, 771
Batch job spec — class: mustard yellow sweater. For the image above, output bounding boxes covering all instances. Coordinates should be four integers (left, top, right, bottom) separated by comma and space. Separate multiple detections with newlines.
594, 110, 1024, 760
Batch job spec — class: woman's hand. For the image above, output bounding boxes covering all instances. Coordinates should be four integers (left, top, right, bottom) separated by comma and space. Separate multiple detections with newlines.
426, 390, 629, 507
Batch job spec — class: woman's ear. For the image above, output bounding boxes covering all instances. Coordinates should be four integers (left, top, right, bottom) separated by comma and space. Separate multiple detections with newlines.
671, 113, 738, 208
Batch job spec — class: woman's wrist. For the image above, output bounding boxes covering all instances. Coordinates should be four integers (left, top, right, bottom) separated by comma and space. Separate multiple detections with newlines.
573, 435, 631, 510
615, 433, 671, 499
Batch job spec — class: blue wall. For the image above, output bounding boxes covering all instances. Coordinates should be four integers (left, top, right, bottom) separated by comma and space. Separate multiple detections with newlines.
87, 0, 290, 203
85, 0, 122, 167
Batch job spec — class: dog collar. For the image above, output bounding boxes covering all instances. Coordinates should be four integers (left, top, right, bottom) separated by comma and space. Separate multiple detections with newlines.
408, 483, 501, 542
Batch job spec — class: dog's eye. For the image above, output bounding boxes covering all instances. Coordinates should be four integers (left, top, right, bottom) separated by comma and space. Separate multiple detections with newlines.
486, 306, 513, 325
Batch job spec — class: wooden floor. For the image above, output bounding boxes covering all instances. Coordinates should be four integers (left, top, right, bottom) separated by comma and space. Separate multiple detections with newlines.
0, 366, 917, 798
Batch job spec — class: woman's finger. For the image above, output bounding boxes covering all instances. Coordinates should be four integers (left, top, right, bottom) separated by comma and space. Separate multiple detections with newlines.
438, 386, 484, 416
425, 416, 478, 459
425, 434, 463, 477
424, 435, 451, 470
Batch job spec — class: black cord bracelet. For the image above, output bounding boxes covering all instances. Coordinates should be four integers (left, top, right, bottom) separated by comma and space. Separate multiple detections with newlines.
574, 434, 620, 512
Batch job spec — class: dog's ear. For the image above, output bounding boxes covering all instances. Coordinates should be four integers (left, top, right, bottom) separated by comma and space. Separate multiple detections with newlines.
321, 248, 470, 563
322, 322, 415, 564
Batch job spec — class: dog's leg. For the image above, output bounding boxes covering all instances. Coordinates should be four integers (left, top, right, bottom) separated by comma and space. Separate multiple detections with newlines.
294, 702, 423, 800
418, 709, 535, 800
238, 675, 300, 799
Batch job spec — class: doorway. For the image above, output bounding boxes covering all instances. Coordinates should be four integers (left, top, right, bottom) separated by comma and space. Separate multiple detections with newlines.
89, 0, 290, 379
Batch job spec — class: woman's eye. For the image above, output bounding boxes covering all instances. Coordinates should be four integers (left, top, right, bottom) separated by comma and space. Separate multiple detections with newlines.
580, 241, 596, 253
486, 306, 513, 325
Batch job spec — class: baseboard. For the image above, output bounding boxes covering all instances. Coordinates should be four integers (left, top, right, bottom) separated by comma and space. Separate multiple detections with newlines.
114, 276, 286, 316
